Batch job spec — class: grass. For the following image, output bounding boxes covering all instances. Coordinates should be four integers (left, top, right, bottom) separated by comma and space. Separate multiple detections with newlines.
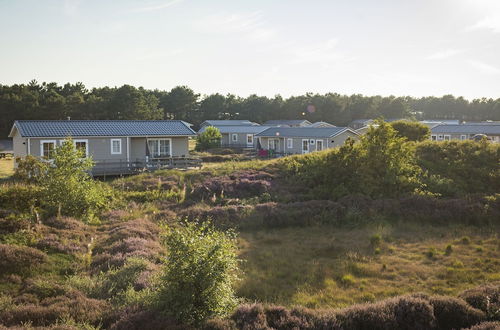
237, 222, 500, 308
0, 158, 14, 179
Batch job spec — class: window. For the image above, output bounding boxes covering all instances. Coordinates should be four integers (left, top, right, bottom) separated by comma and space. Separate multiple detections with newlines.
246, 134, 253, 145
302, 139, 309, 154
287, 138, 293, 149
444, 135, 451, 141
316, 140, 323, 151
431, 135, 437, 141
73, 139, 88, 157
460, 135, 467, 140
147, 138, 171, 158
40, 140, 56, 159
111, 139, 122, 154
438, 134, 443, 140
268, 139, 278, 151
231, 134, 238, 142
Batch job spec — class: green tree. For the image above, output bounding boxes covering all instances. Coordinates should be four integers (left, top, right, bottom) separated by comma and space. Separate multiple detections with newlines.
195, 126, 222, 151
156, 221, 239, 325
41, 138, 111, 220
160, 86, 199, 120
390, 120, 430, 141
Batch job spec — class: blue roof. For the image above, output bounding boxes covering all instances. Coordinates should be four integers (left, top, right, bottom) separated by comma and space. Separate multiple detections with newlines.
10, 120, 196, 137
263, 120, 311, 126
198, 125, 270, 134
431, 124, 500, 135
256, 127, 357, 138
200, 120, 259, 127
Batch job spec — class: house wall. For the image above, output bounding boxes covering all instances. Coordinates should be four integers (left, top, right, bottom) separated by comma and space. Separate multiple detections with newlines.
258, 131, 358, 154
224, 132, 257, 148
14, 135, 190, 162
430, 132, 500, 142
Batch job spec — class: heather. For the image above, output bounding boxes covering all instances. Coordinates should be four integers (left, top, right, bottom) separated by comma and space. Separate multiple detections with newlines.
1, 126, 499, 328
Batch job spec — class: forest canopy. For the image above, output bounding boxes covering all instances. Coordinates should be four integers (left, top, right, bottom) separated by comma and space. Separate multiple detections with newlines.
1, 80, 499, 138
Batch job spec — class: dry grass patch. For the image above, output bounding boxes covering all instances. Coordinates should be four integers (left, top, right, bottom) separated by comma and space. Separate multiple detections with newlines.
0, 158, 14, 179
237, 223, 500, 308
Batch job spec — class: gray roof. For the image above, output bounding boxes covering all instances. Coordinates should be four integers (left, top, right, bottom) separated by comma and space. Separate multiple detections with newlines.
200, 120, 259, 127
431, 124, 500, 135
256, 127, 357, 138
10, 120, 196, 138
198, 125, 270, 134
263, 120, 312, 126
309, 121, 335, 128
350, 119, 374, 124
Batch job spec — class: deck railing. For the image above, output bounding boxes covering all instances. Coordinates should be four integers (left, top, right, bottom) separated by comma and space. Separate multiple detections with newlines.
91, 157, 202, 176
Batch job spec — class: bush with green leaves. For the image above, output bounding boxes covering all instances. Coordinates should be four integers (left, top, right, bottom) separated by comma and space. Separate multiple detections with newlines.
40, 138, 112, 221
196, 126, 222, 151
390, 120, 430, 142
282, 121, 424, 199
156, 221, 239, 325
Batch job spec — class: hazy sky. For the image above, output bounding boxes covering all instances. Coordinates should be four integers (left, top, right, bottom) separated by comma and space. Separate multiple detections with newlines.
1, 0, 499, 99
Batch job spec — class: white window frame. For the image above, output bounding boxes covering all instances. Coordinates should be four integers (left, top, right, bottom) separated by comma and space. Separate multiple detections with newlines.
302, 139, 309, 154
147, 138, 172, 158
316, 140, 324, 151
460, 135, 467, 141
438, 134, 444, 140
431, 135, 437, 141
40, 140, 56, 159
111, 139, 122, 155
444, 135, 451, 141
246, 134, 253, 146
231, 133, 238, 142
73, 139, 89, 157
287, 138, 293, 149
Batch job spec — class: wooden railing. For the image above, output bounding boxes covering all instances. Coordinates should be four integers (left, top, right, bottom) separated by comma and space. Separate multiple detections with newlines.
91, 157, 202, 177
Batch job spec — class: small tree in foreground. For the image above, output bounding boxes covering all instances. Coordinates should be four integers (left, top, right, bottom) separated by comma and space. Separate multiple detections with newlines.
42, 138, 111, 221
196, 126, 222, 151
157, 221, 239, 325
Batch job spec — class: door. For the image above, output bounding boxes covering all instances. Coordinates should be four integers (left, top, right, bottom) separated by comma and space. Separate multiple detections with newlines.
268, 139, 278, 151
246, 134, 254, 147
316, 140, 323, 151
302, 139, 309, 154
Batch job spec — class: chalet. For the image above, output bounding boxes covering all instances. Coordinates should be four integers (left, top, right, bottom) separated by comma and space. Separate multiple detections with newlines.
9, 120, 197, 175
199, 120, 259, 128
430, 124, 500, 142
198, 125, 270, 148
309, 121, 336, 128
263, 120, 312, 127
255, 127, 359, 155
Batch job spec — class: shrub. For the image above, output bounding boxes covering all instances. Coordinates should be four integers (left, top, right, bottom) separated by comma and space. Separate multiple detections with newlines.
459, 285, 500, 320
40, 138, 112, 220
429, 296, 485, 330
340, 274, 356, 287
231, 304, 268, 330
466, 321, 500, 330
156, 221, 239, 325
0, 243, 47, 275
0, 183, 42, 212
390, 120, 430, 142
370, 234, 382, 247
109, 307, 188, 330
0, 290, 110, 327
445, 244, 453, 256
196, 126, 222, 151
13, 155, 49, 183
0, 215, 31, 235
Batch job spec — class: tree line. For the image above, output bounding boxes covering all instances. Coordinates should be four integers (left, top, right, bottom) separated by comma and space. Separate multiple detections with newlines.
1, 80, 499, 138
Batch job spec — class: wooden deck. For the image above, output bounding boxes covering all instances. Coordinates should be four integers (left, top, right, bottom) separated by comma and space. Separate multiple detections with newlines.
91, 157, 202, 176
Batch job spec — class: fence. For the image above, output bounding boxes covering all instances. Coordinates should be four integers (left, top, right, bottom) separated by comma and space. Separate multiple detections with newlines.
91, 157, 202, 177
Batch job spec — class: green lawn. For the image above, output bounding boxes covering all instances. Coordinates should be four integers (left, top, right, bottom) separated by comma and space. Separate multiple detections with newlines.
0, 158, 14, 179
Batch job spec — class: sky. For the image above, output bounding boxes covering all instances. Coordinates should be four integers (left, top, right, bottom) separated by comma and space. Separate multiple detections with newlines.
0, 0, 499, 99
